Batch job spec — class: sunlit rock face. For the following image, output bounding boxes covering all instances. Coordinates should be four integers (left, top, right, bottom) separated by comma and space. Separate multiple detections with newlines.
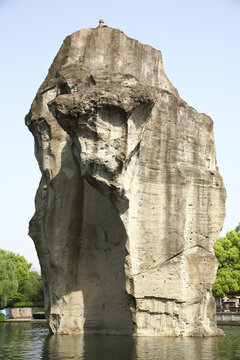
25, 23, 225, 336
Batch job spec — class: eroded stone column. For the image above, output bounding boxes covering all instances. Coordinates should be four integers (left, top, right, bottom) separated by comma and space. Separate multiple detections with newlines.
25, 22, 225, 336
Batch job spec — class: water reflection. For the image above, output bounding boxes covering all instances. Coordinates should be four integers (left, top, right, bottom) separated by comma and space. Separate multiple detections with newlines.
43, 332, 220, 360
42, 335, 84, 359
0, 322, 48, 359
2, 323, 240, 359
134, 336, 219, 360
218, 327, 240, 360
43, 334, 135, 359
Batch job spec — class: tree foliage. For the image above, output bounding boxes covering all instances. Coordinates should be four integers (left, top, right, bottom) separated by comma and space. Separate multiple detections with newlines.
6, 251, 31, 289
0, 251, 18, 308
9, 271, 44, 306
235, 223, 240, 232
0, 249, 44, 308
213, 230, 240, 297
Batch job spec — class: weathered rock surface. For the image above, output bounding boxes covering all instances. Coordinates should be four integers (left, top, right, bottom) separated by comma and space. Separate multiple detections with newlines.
25, 22, 226, 336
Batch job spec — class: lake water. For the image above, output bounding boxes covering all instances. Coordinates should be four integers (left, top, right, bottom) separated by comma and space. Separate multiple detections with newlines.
0, 322, 240, 359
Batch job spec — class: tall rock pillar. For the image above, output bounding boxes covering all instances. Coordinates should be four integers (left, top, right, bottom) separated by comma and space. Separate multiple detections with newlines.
25, 22, 226, 336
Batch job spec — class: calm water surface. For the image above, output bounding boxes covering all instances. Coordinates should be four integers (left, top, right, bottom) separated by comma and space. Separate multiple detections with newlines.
0, 323, 240, 359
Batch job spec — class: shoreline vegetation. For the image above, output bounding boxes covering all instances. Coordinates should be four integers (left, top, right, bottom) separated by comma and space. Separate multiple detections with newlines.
0, 249, 44, 310
213, 228, 240, 298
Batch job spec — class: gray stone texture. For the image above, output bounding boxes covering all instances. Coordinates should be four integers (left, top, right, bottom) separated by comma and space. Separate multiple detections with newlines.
25, 23, 226, 336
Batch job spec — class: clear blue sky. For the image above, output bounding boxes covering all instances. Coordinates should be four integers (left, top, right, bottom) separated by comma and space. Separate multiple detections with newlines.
0, 0, 239, 271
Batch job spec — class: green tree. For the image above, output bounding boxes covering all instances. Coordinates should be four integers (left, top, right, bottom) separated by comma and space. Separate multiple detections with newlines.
0, 252, 18, 308
0, 249, 44, 307
20, 271, 44, 303
9, 270, 44, 306
213, 230, 240, 297
235, 222, 240, 232
4, 251, 31, 290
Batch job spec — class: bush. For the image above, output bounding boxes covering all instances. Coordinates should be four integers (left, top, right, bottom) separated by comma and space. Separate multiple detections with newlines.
11, 301, 44, 308
8, 292, 24, 306
32, 312, 45, 319
12, 301, 34, 308
0, 313, 5, 322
